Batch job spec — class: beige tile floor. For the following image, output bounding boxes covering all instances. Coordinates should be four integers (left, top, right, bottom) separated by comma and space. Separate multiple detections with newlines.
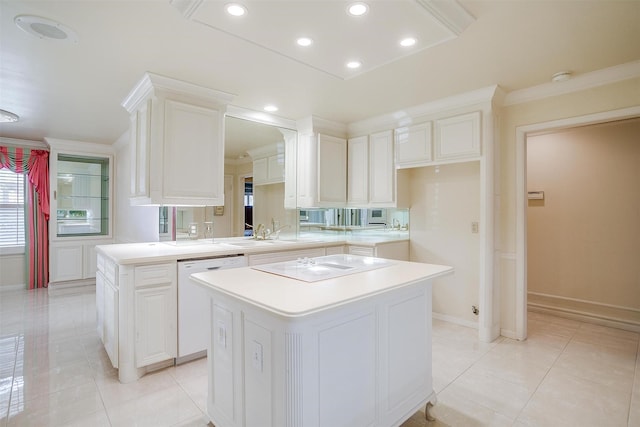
0, 288, 638, 426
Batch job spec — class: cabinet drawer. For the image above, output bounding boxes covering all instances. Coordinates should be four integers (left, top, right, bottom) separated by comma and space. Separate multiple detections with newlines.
135, 263, 176, 288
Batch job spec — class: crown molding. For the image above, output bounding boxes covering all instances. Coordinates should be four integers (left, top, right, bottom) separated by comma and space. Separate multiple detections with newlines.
0, 137, 47, 150
226, 105, 297, 131
122, 72, 235, 113
348, 85, 499, 136
45, 137, 114, 154
504, 60, 640, 106
415, 0, 475, 35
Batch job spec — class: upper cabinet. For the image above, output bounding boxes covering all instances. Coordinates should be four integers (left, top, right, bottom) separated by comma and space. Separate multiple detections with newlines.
248, 144, 284, 186
122, 72, 234, 206
297, 133, 347, 208
348, 130, 396, 207
395, 111, 481, 169
434, 111, 481, 161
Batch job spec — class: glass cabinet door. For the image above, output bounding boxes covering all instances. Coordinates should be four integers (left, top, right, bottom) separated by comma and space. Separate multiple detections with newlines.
56, 154, 109, 237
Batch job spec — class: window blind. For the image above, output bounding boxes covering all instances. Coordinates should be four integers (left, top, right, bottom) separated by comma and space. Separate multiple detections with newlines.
0, 168, 25, 249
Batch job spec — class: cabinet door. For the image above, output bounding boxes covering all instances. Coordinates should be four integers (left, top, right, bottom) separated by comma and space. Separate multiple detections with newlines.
253, 158, 268, 185
267, 154, 284, 182
395, 122, 432, 168
104, 278, 119, 368
95, 270, 105, 341
49, 244, 83, 282
83, 244, 98, 279
348, 245, 375, 257
434, 111, 481, 161
284, 132, 297, 209
296, 133, 317, 207
317, 134, 347, 205
135, 284, 177, 367
347, 135, 369, 205
369, 130, 395, 206
162, 100, 224, 205
130, 100, 151, 199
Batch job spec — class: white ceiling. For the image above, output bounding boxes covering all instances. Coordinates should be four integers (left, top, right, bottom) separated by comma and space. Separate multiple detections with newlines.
1, 0, 639, 151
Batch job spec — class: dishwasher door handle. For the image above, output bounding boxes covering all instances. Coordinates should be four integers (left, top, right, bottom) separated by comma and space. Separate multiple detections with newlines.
207, 266, 221, 270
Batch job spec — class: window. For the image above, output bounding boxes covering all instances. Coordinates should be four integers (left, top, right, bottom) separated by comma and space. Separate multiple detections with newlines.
0, 168, 25, 254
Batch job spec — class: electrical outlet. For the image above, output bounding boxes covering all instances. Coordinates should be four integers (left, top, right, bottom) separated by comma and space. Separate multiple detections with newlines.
471, 222, 479, 234
217, 321, 226, 348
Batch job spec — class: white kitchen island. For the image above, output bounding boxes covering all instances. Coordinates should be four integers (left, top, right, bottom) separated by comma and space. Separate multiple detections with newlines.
191, 255, 453, 427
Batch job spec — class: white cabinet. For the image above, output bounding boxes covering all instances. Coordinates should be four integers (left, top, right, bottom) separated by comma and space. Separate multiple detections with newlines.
249, 144, 285, 186
347, 135, 369, 205
297, 133, 347, 208
284, 131, 297, 209
347, 130, 396, 207
50, 243, 83, 282
348, 240, 409, 261
134, 262, 177, 367
122, 72, 233, 206
369, 130, 395, 206
96, 253, 118, 368
435, 111, 481, 161
47, 139, 114, 290
395, 122, 432, 168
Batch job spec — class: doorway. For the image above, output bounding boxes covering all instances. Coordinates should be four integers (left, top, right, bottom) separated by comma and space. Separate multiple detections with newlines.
514, 106, 640, 340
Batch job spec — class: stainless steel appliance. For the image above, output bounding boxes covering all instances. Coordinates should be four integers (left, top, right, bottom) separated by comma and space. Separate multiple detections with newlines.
177, 255, 247, 363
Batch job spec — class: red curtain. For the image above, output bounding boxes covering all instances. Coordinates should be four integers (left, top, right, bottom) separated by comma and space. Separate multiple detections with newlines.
0, 146, 50, 289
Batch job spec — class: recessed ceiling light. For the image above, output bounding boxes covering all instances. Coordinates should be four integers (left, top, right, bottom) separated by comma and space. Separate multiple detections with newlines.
346, 60, 362, 69
296, 37, 313, 47
226, 3, 247, 16
264, 105, 278, 112
400, 37, 417, 47
347, 2, 369, 16
551, 71, 572, 82
14, 15, 78, 43
0, 109, 19, 123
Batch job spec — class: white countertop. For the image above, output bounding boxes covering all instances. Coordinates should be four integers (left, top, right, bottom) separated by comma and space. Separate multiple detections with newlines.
190, 255, 452, 318
96, 233, 409, 265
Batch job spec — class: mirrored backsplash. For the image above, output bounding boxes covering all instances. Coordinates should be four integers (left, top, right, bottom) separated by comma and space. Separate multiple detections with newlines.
161, 206, 409, 244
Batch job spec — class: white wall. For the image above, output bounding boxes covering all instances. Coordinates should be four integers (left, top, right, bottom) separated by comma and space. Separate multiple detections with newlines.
113, 132, 159, 243
408, 162, 481, 325
0, 254, 25, 290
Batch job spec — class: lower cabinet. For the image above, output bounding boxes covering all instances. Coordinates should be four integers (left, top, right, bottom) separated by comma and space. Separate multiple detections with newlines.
103, 277, 119, 367
50, 239, 113, 288
135, 283, 176, 367
348, 240, 409, 261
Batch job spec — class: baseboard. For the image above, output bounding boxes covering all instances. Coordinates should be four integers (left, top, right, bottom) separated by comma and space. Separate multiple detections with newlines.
500, 328, 519, 340
432, 312, 479, 329
528, 292, 640, 333
48, 279, 96, 296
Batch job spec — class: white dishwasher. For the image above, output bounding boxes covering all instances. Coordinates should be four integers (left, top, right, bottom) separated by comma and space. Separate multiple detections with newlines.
177, 255, 247, 364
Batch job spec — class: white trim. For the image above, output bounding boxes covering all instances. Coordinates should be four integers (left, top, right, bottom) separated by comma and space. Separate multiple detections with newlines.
504, 60, 640, 106
528, 305, 640, 334
226, 105, 297, 131
528, 291, 640, 314
45, 137, 114, 154
0, 137, 47, 150
515, 105, 640, 342
500, 329, 518, 340
432, 312, 479, 330
500, 252, 516, 260
0, 246, 25, 256
414, 0, 475, 35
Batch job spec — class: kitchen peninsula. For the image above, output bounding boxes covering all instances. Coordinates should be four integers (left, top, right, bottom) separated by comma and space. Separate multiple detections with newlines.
95, 234, 408, 383
191, 254, 452, 427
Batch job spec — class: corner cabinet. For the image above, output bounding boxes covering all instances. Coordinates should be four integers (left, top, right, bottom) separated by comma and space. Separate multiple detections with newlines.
122, 72, 234, 206
46, 138, 114, 292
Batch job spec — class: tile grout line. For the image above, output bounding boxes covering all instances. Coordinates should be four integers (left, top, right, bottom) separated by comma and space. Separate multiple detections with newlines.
510, 316, 582, 425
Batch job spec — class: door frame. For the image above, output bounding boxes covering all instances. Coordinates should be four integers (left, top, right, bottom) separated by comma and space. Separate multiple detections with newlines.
514, 105, 640, 340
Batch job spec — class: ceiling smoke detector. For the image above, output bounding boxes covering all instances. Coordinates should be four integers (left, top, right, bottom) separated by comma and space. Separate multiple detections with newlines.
14, 15, 78, 43
551, 71, 572, 82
